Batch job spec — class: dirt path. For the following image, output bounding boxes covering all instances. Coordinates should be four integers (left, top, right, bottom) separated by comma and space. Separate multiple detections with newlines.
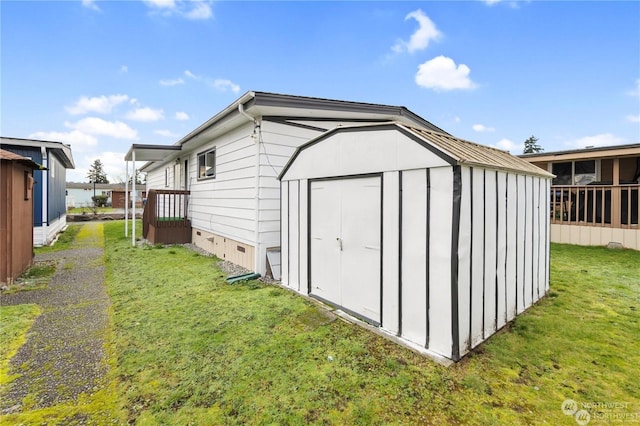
0, 223, 110, 414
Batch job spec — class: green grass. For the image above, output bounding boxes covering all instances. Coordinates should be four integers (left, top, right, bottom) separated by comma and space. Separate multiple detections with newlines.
34, 223, 82, 254
0, 305, 40, 386
100, 221, 639, 425
67, 207, 117, 214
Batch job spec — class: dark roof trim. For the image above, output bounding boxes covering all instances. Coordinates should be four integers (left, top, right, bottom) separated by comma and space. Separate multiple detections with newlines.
519, 143, 640, 158
1, 137, 75, 169
278, 123, 456, 180
252, 91, 449, 134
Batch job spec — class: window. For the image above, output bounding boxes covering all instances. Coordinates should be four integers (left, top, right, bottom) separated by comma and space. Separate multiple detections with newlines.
552, 160, 598, 185
198, 148, 216, 179
574, 160, 596, 185
552, 162, 572, 185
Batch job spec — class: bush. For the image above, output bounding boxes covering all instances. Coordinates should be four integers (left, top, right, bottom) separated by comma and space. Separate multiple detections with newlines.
92, 195, 109, 207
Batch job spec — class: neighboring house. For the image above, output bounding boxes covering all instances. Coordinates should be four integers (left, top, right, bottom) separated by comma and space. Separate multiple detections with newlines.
1, 137, 75, 246
280, 122, 553, 362
0, 149, 42, 284
66, 182, 124, 208
128, 91, 449, 275
111, 189, 146, 209
520, 144, 640, 250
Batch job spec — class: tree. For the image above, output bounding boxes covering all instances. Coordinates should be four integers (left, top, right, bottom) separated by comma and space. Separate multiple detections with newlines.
129, 169, 146, 185
87, 159, 109, 183
523, 135, 543, 154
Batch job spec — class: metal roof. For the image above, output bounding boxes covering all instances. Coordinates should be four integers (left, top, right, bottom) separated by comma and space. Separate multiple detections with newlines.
403, 125, 554, 178
124, 144, 182, 162
279, 122, 554, 179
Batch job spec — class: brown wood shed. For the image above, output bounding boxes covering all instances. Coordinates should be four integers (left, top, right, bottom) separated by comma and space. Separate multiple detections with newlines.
1, 149, 42, 284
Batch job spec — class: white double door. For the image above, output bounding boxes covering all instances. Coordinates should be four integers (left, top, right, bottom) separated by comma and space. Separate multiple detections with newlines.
309, 176, 381, 324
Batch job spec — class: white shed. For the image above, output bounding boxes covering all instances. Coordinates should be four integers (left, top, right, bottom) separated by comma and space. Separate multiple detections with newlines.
279, 122, 554, 362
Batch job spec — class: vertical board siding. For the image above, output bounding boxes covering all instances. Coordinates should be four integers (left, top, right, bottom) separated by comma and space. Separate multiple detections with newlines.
516, 174, 526, 314
457, 166, 472, 355
299, 179, 309, 293
483, 169, 497, 338
506, 173, 518, 321
470, 167, 485, 347
495, 172, 508, 330
280, 182, 289, 287
381, 171, 400, 335
427, 167, 453, 358
289, 180, 300, 291
533, 177, 541, 301
523, 176, 534, 308
400, 169, 428, 347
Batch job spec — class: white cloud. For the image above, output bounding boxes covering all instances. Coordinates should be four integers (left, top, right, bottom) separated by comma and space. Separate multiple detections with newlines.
28, 130, 98, 152
160, 77, 185, 86
564, 134, 626, 149
483, 0, 503, 5
82, 0, 100, 11
154, 129, 180, 138
392, 9, 441, 54
212, 79, 240, 93
184, 70, 200, 80
125, 107, 165, 122
415, 56, 476, 91
454, 116, 461, 123
472, 123, 495, 132
143, 0, 212, 20
626, 114, 640, 123
628, 79, 640, 97
120, 65, 128, 73
144, 0, 176, 9
493, 138, 523, 153
66, 94, 129, 115
184, 1, 212, 20
175, 111, 190, 120
65, 117, 138, 140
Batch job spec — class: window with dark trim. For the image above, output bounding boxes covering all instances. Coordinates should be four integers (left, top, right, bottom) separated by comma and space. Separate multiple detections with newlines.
198, 148, 216, 179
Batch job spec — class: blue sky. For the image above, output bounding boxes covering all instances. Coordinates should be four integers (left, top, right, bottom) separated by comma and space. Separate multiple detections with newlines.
2, 0, 639, 182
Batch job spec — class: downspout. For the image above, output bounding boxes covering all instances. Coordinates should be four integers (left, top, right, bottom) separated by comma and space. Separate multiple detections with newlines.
238, 103, 262, 273
41, 147, 49, 242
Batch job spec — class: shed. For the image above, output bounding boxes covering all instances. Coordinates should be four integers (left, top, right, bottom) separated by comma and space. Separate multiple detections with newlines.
279, 122, 554, 362
0, 149, 42, 284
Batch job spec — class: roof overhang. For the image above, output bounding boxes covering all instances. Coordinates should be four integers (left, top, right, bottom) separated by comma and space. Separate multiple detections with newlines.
125, 144, 182, 163
0, 137, 75, 168
519, 143, 640, 162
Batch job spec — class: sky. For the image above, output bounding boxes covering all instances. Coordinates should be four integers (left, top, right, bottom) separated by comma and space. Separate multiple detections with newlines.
1, 0, 639, 183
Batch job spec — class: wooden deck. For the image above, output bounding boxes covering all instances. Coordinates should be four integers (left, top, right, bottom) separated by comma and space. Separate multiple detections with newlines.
142, 190, 192, 244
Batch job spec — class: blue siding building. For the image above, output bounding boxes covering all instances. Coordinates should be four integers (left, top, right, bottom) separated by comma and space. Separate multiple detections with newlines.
1, 137, 75, 246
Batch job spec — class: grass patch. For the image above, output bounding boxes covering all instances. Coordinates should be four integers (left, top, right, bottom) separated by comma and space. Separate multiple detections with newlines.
67, 207, 116, 214
1, 261, 57, 294
0, 304, 40, 386
35, 223, 82, 254
102, 221, 640, 424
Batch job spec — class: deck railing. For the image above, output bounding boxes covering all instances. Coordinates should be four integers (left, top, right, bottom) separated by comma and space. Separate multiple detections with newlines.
142, 189, 190, 239
551, 184, 639, 229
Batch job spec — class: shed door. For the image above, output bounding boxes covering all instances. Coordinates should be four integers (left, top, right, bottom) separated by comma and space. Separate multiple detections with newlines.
309, 176, 381, 324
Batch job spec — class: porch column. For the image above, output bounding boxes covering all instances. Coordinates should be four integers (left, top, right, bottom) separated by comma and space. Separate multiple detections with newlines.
612, 158, 621, 228
132, 151, 136, 246
125, 161, 129, 237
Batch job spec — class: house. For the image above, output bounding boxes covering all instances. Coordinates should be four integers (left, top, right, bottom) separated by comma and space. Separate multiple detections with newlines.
66, 182, 123, 208
1, 137, 75, 246
279, 122, 553, 362
128, 91, 448, 275
0, 149, 43, 284
520, 144, 640, 250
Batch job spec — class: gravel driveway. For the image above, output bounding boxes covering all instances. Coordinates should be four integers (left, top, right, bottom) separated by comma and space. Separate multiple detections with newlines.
0, 223, 110, 415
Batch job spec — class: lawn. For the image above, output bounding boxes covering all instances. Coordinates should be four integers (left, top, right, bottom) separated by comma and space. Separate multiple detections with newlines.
1, 221, 638, 425
101, 222, 639, 425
